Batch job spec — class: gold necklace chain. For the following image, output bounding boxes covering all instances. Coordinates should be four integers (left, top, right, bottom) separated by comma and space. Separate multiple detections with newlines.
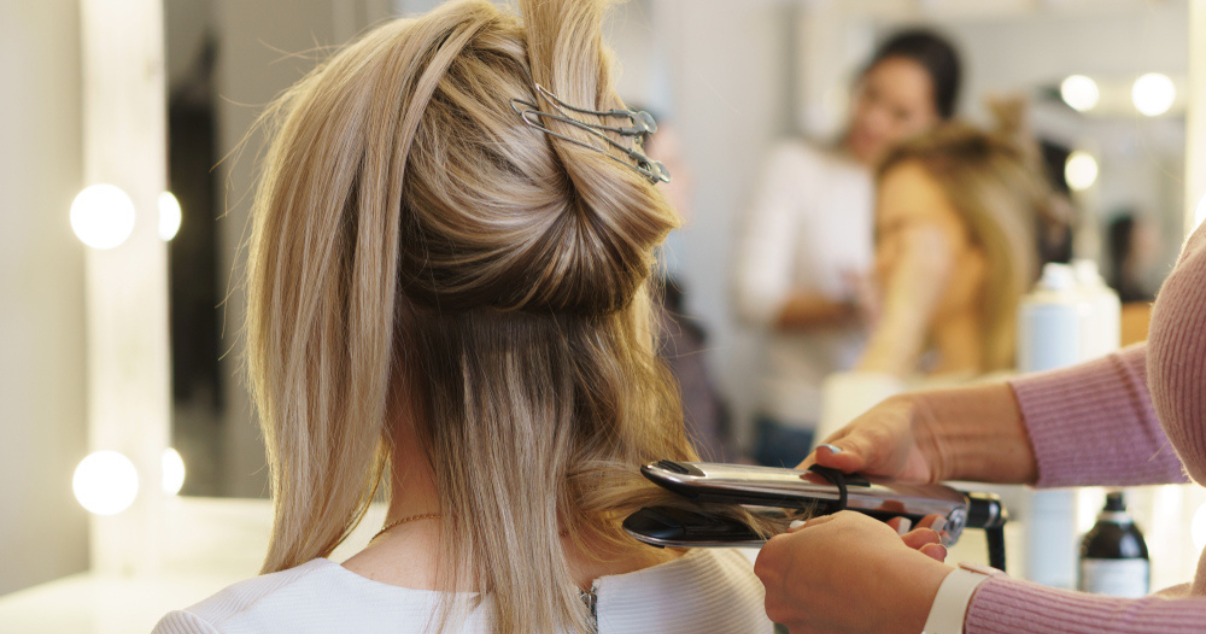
371, 513, 441, 543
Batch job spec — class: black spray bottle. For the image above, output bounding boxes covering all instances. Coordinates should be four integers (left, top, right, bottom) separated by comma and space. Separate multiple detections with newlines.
1077, 491, 1150, 598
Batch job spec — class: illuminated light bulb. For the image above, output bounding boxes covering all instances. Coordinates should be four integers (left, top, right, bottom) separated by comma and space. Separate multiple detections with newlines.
1132, 73, 1176, 117
158, 191, 182, 242
73, 450, 139, 515
70, 184, 136, 250
1065, 151, 1099, 192
162, 448, 186, 496
1060, 75, 1099, 112
1193, 501, 1206, 551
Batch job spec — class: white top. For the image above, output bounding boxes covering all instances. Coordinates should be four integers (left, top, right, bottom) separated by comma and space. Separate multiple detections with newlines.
733, 142, 874, 425
151, 549, 772, 634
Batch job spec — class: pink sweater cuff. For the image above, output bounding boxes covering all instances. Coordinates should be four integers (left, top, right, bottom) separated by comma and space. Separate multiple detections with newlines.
966, 576, 1206, 634
1008, 345, 1188, 488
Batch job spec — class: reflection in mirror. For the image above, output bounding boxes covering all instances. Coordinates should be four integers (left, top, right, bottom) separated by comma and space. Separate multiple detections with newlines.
164, 0, 1190, 501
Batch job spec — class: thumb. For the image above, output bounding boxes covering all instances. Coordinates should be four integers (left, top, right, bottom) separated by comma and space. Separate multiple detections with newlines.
809, 436, 878, 474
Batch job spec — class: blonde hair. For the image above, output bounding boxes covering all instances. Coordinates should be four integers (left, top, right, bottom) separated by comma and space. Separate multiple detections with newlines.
245, 1, 770, 632
878, 107, 1050, 372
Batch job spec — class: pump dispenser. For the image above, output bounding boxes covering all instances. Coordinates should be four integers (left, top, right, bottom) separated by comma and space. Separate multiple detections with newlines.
1078, 492, 1150, 598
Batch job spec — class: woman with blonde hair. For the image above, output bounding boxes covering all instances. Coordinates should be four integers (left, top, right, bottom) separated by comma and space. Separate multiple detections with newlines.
152, 1, 772, 632
816, 109, 1055, 436
856, 108, 1052, 378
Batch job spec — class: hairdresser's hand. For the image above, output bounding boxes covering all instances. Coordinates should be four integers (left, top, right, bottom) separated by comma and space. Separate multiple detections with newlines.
756, 511, 953, 634
883, 223, 954, 324
856, 224, 954, 376
800, 383, 1038, 486
799, 394, 945, 483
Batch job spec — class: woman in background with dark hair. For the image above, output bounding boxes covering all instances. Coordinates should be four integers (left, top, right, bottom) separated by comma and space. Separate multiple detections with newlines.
734, 29, 962, 466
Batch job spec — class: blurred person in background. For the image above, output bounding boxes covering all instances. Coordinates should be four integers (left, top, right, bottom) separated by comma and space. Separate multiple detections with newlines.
734, 29, 962, 466
854, 104, 1052, 380
1106, 212, 1160, 303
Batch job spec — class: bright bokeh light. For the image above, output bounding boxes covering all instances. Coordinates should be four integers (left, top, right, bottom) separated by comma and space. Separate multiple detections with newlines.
70, 184, 136, 249
1132, 73, 1176, 117
1193, 501, 1206, 551
162, 448, 186, 496
1065, 151, 1099, 192
73, 450, 139, 515
1060, 75, 1099, 112
158, 191, 182, 242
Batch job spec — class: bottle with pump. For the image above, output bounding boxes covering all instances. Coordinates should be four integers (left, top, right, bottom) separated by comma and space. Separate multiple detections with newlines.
1078, 491, 1150, 598
1017, 263, 1081, 587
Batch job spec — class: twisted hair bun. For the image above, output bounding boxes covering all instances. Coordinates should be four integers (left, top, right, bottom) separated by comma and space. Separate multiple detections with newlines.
394, 0, 677, 316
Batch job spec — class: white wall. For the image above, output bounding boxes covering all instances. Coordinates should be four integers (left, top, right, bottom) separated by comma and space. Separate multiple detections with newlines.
0, 1, 89, 596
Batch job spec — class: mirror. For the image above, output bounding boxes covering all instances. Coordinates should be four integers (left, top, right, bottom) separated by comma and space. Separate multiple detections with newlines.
163, 0, 1190, 498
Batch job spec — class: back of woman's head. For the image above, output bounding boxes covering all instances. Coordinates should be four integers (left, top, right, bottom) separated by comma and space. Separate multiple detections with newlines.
245, 1, 700, 631
878, 110, 1050, 371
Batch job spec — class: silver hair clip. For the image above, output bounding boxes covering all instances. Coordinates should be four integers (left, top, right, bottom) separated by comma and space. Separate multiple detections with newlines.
510, 84, 671, 184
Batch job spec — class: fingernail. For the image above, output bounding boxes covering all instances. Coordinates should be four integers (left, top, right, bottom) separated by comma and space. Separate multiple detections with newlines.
788, 519, 806, 531
929, 517, 946, 533
818, 444, 843, 455
896, 517, 913, 535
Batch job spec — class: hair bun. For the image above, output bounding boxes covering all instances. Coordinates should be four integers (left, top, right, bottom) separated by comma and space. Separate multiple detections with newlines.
380, 0, 677, 316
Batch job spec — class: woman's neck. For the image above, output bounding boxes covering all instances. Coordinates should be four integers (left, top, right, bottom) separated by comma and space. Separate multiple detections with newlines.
929, 308, 984, 375
340, 421, 682, 592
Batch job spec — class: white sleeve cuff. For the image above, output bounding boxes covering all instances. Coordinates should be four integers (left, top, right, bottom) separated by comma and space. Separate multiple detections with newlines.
921, 563, 1003, 634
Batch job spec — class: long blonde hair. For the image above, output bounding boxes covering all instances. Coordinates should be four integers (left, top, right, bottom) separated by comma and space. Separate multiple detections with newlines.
878, 108, 1050, 372
245, 1, 761, 632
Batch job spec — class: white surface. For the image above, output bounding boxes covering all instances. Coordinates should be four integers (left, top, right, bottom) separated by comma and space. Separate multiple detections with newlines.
0, 0, 90, 596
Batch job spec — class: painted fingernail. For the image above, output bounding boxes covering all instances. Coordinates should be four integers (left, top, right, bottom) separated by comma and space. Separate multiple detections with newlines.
896, 517, 913, 535
788, 519, 806, 531
818, 444, 843, 455
929, 517, 947, 533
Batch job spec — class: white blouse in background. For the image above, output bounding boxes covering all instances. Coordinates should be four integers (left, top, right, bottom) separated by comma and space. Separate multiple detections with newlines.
151, 549, 773, 634
733, 141, 874, 426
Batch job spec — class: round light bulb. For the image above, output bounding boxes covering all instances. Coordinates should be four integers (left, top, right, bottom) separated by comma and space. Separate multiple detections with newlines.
70, 184, 136, 250
1060, 75, 1099, 112
1065, 151, 1099, 192
1193, 501, 1206, 551
73, 450, 139, 515
1132, 73, 1176, 117
162, 448, 186, 496
158, 192, 182, 242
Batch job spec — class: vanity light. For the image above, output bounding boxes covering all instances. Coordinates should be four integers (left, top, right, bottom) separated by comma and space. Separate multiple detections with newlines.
162, 447, 186, 496
70, 184, 136, 250
1065, 151, 1099, 192
73, 450, 139, 515
1132, 73, 1176, 117
1060, 75, 1099, 112
158, 191, 182, 242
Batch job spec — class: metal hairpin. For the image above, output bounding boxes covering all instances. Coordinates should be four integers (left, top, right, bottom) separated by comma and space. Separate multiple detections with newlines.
510, 84, 671, 184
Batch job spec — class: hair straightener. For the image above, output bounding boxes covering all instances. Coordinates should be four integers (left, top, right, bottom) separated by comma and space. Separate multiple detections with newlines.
623, 460, 1009, 571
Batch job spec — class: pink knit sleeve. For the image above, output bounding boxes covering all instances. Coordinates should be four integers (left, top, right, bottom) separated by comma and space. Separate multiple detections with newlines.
1007, 345, 1188, 488
966, 577, 1206, 634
